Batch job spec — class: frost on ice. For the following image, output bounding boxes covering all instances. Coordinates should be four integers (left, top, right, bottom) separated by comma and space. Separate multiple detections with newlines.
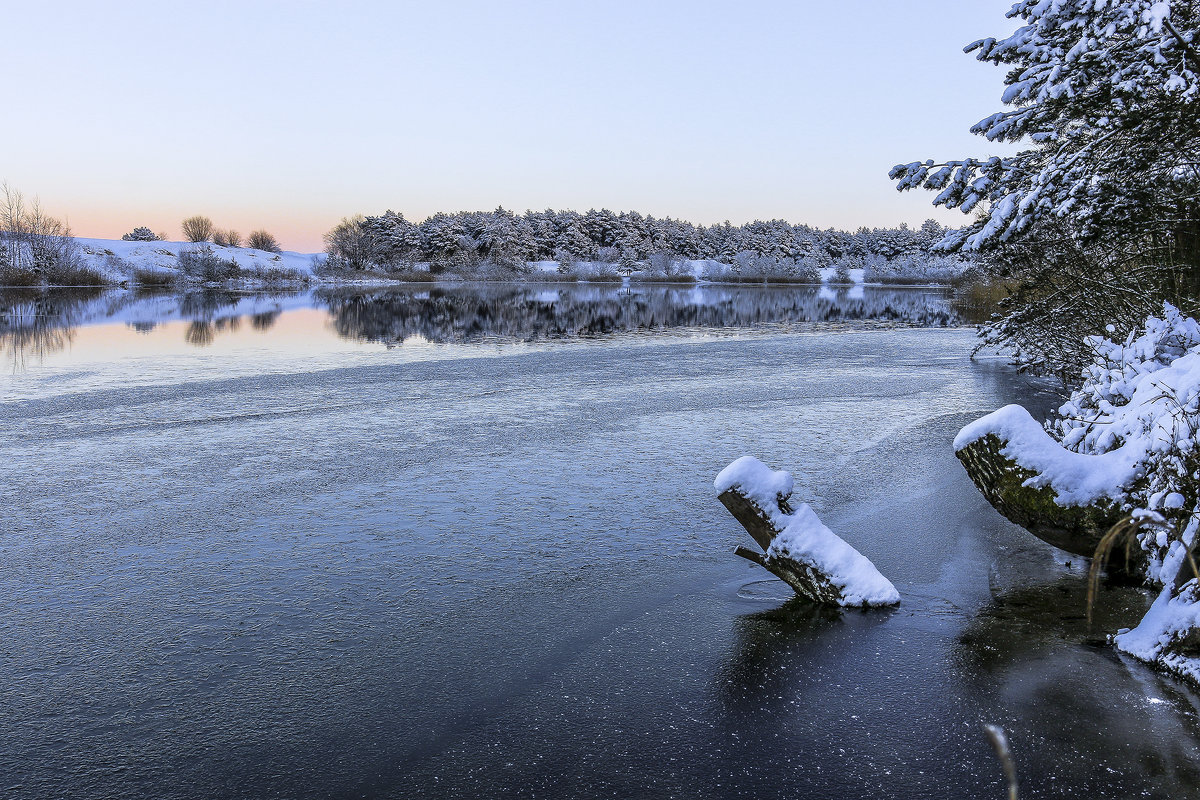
714, 456, 900, 608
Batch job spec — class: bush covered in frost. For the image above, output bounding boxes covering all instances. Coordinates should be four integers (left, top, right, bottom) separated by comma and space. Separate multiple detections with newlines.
1048, 304, 1200, 681
121, 227, 161, 242
177, 246, 239, 282
1053, 304, 1200, 579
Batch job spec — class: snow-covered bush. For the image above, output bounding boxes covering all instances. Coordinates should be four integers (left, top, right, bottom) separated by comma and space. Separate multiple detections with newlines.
565, 260, 621, 282
1053, 305, 1200, 579
863, 254, 972, 285
121, 226, 160, 242
177, 246, 239, 282
0, 184, 97, 286
1046, 304, 1200, 681
958, 304, 1200, 682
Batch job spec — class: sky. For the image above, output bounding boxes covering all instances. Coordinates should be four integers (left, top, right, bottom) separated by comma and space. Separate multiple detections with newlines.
2, 1, 1021, 252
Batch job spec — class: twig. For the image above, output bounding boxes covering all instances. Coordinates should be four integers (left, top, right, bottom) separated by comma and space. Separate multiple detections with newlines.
984, 725, 1019, 800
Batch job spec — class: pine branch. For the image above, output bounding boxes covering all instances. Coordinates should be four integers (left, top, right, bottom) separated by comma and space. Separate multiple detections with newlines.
1162, 18, 1200, 73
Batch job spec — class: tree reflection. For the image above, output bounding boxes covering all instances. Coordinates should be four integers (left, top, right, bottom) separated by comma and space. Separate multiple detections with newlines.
185, 321, 216, 346
173, 290, 294, 347
318, 284, 967, 346
1, 283, 987, 365
0, 288, 103, 370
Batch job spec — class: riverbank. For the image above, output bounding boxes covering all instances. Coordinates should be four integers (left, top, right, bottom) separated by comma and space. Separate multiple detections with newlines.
0, 237, 974, 291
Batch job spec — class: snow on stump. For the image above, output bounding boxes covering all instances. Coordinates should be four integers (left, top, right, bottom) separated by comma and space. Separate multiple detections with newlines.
953, 405, 1133, 564
714, 456, 899, 608
952, 304, 1200, 686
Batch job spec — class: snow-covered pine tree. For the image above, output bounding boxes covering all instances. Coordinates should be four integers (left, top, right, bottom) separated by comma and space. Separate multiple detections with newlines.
121, 226, 160, 242
892, 0, 1199, 254
892, 0, 1200, 376
361, 210, 421, 267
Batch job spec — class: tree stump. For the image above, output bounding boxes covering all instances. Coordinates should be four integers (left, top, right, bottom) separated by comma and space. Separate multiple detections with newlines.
716, 457, 899, 608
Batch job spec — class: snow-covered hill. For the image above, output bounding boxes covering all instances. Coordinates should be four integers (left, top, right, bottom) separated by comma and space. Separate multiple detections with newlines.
73, 237, 321, 282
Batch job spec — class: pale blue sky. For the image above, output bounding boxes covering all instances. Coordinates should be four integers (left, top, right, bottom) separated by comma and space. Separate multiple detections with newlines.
3, 1, 1019, 251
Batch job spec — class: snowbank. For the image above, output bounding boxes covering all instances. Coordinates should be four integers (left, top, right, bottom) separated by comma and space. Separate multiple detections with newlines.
73, 237, 320, 282
715, 456, 900, 607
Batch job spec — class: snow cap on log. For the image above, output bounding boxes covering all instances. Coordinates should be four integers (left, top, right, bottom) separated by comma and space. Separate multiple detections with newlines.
715, 456, 900, 608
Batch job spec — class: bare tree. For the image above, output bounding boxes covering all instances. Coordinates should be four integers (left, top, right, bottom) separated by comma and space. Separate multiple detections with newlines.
0, 183, 81, 277
213, 229, 242, 247
181, 215, 214, 243
247, 229, 281, 253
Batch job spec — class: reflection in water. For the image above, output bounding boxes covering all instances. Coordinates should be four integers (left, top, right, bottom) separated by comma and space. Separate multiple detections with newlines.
954, 565, 1200, 796
1, 283, 988, 367
250, 309, 281, 331
0, 287, 103, 370
319, 283, 968, 345
717, 597, 846, 709
0, 288, 300, 366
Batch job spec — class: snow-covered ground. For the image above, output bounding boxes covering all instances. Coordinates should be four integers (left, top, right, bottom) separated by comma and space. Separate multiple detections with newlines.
73, 237, 320, 282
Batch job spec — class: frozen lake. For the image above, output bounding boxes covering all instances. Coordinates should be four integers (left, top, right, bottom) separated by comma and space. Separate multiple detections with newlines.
2, 284, 1199, 799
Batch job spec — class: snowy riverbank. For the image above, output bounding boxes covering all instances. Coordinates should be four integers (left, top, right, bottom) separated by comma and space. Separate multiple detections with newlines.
57, 238, 887, 289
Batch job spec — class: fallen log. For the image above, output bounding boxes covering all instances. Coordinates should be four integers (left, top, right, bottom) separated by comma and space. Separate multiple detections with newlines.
952, 406, 1144, 576
715, 457, 899, 608
955, 433, 1127, 558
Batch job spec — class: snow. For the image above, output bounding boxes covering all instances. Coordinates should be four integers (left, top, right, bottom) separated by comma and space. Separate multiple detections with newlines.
715, 455, 794, 506
958, 304, 1200, 683
1114, 512, 1200, 684
73, 237, 319, 282
953, 404, 1143, 506
715, 456, 900, 607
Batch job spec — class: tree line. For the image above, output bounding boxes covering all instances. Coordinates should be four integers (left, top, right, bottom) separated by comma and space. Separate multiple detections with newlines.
322, 208, 971, 282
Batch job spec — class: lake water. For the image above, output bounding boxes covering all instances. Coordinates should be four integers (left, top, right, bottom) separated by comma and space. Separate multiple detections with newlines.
2, 284, 1199, 799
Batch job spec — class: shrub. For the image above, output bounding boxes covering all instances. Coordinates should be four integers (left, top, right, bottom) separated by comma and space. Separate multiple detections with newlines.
212, 229, 241, 248
181, 215, 214, 243
177, 246, 239, 282
568, 261, 622, 282
247, 229, 282, 253
0, 263, 40, 287
0, 183, 88, 285
121, 226, 161, 242
132, 268, 178, 288
45, 263, 105, 286
238, 264, 307, 285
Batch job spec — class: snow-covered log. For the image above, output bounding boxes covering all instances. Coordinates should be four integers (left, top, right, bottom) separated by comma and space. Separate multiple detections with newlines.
714, 457, 899, 608
953, 406, 1136, 569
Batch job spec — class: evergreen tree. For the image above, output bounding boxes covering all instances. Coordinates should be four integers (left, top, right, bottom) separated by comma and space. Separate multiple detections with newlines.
890, 0, 1200, 375
892, 0, 1199, 258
